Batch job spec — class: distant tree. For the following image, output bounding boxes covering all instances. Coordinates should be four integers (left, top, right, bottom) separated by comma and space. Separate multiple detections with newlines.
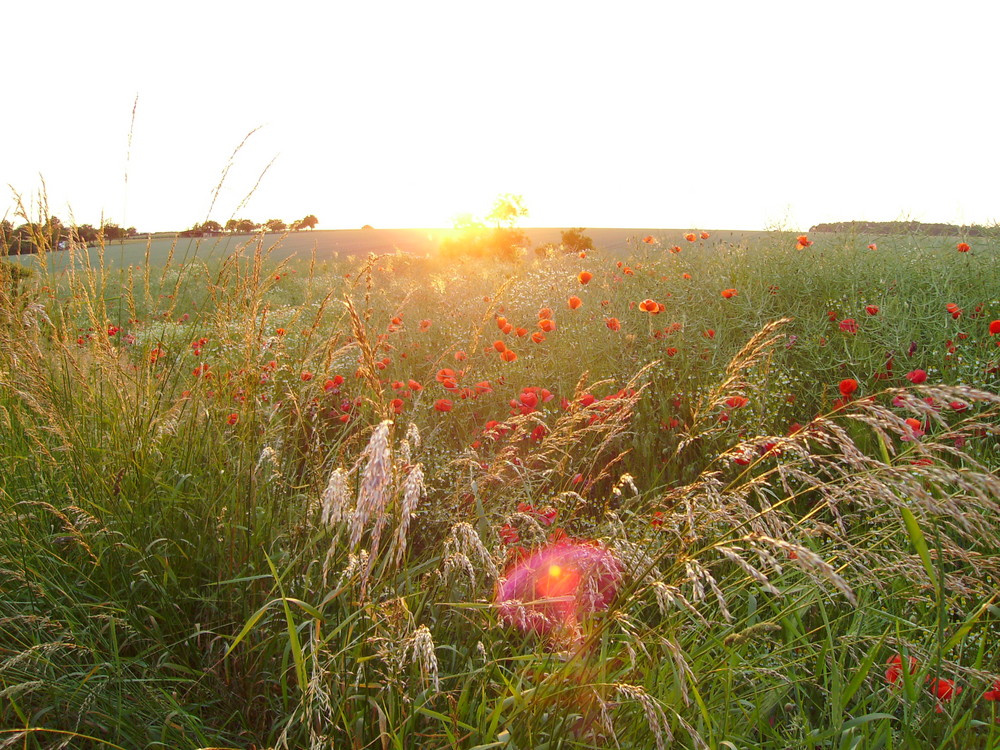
486, 194, 529, 228
236, 219, 257, 233
201, 220, 222, 233
293, 214, 318, 231
265, 219, 287, 233
101, 222, 127, 241
560, 228, 594, 254
225, 218, 239, 233
361, 224, 375, 231
74, 224, 99, 244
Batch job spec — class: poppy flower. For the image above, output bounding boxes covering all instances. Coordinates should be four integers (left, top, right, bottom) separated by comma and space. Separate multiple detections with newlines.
605, 317, 621, 331
725, 395, 749, 408
989, 320, 1000, 335
497, 316, 508, 330
984, 678, 1000, 701
578, 271, 592, 284
538, 307, 553, 320
703, 329, 715, 339
638, 299, 659, 313
455, 350, 467, 360
885, 654, 918, 684
531, 332, 545, 343
839, 318, 859, 334
700, 231, 710, 239
868, 243, 877, 251
390, 398, 404, 414
904, 418, 924, 437
419, 319, 432, 331
721, 288, 737, 299
500, 349, 518, 362
795, 235, 812, 250
408, 379, 422, 391
643, 235, 657, 244
301, 371, 314, 382
956, 242, 970, 253
670, 245, 682, 253
838, 378, 858, 397
682, 232, 695, 242
666, 347, 677, 357
434, 399, 453, 412
227, 413, 239, 425
538, 319, 556, 332
929, 678, 962, 701
275, 328, 286, 336
905, 369, 927, 384
865, 305, 879, 315
568, 296, 583, 310
493, 340, 507, 353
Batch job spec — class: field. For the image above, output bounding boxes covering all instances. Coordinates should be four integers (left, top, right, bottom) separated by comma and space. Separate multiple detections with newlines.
2, 228, 1000, 749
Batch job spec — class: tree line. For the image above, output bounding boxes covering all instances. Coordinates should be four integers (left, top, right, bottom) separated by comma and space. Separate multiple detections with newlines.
180, 215, 318, 237
0, 216, 136, 255
809, 220, 994, 236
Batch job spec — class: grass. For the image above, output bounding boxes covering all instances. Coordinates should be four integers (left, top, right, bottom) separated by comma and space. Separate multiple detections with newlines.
2, 225, 999, 749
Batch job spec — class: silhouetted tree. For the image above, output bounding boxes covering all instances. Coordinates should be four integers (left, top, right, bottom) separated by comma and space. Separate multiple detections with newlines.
265, 219, 287, 233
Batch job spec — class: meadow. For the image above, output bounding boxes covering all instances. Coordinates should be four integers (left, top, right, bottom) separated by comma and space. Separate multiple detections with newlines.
1, 227, 999, 749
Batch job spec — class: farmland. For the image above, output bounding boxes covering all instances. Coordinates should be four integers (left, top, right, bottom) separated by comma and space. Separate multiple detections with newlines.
2, 228, 1000, 749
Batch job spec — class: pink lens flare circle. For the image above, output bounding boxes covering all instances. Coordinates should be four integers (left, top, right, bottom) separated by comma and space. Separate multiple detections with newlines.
494, 541, 623, 634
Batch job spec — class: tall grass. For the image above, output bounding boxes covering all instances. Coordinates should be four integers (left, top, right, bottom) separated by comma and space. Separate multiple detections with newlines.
2, 221, 999, 748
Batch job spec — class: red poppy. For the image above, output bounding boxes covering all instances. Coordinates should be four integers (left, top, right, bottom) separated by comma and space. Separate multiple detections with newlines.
605, 317, 621, 331
868, 243, 877, 251
984, 678, 1000, 701
500, 349, 517, 362
885, 654, 918, 684
455, 350, 467, 361
568, 296, 582, 310
703, 329, 715, 339
390, 398, 404, 414
838, 378, 858, 397
725, 396, 749, 408
434, 399, 453, 412
795, 235, 812, 250
227, 413, 239, 425
905, 369, 927, 384
700, 231, 710, 240
538, 319, 556, 332
419, 319, 432, 331
670, 245, 682, 253
531, 332, 545, 343
839, 318, 858, 334
578, 271, 592, 284
684, 232, 696, 242
538, 307, 553, 320
929, 678, 962, 701
275, 328, 286, 336
956, 242, 970, 253
643, 235, 657, 244
721, 288, 737, 299
638, 299, 659, 313
493, 340, 507, 353
301, 371, 313, 382
989, 320, 1000, 335
865, 305, 879, 315
666, 347, 677, 357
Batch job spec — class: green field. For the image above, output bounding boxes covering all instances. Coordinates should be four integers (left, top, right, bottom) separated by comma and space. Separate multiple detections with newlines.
2, 229, 999, 749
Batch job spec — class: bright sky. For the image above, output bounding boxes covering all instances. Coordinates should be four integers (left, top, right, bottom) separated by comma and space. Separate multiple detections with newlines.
4, 1, 998, 232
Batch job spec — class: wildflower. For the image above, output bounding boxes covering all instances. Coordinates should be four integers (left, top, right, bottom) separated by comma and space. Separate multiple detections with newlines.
419, 319, 432, 331
578, 271, 592, 284
984, 678, 1000, 701
700, 231, 710, 239
454, 350, 467, 360
684, 232, 696, 242
905, 369, 927, 384
434, 399, 453, 412
538, 319, 556, 332
301, 371, 314, 382
956, 242, 970, 252
639, 299, 659, 313
721, 288, 737, 299
865, 305, 879, 315
568, 296, 582, 310
929, 678, 962, 701
531, 332, 545, 343
493, 340, 507, 353
839, 318, 858, 334
795, 235, 812, 250
670, 245, 681, 253
725, 395, 749, 408
500, 349, 518, 362
989, 320, 1000, 335
666, 347, 677, 356
390, 398, 404, 414
605, 317, 621, 331
703, 329, 715, 339
275, 327, 286, 336
643, 235, 657, 244
885, 654, 918, 684
868, 243, 877, 251
227, 413, 239, 425
838, 378, 858, 397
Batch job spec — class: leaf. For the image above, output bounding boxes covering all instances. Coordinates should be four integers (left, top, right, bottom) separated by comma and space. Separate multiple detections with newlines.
900, 506, 939, 596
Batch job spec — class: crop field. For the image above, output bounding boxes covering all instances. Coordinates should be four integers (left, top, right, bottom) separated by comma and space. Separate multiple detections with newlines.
2, 229, 1000, 749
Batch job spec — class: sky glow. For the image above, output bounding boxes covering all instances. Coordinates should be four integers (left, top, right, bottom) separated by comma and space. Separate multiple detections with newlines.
4, 0, 998, 232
